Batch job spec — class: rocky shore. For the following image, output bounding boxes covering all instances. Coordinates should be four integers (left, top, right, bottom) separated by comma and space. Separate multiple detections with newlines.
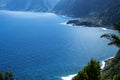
101, 57, 114, 70
67, 18, 102, 27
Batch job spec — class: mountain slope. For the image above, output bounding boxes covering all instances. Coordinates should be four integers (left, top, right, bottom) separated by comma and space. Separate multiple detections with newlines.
97, 0, 120, 26
0, 0, 60, 12
67, 0, 120, 27
53, 0, 109, 17
101, 49, 120, 80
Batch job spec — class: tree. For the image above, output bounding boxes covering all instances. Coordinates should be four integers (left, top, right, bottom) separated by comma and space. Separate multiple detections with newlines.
114, 73, 120, 80
100, 23, 120, 80
72, 59, 101, 80
5, 71, 14, 80
5, 72, 9, 80
0, 72, 4, 80
101, 23, 120, 48
0, 70, 15, 80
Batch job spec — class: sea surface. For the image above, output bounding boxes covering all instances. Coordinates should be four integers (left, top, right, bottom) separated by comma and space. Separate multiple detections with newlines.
0, 10, 118, 80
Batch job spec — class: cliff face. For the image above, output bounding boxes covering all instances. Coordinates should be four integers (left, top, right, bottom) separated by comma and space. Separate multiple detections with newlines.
67, 0, 120, 27
98, 0, 120, 26
101, 49, 120, 80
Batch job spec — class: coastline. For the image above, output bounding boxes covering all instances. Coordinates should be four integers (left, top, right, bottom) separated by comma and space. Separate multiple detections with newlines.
61, 22, 110, 32
101, 56, 114, 69
60, 21, 114, 80
66, 18, 114, 30
60, 22, 73, 27
61, 56, 114, 80
61, 74, 77, 80
60, 22, 108, 31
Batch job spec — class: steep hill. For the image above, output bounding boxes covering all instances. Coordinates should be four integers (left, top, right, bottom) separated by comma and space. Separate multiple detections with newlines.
53, 0, 109, 17
67, 0, 120, 27
101, 49, 120, 80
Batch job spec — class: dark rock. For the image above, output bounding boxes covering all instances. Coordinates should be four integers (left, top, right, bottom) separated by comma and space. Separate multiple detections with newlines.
67, 17, 102, 27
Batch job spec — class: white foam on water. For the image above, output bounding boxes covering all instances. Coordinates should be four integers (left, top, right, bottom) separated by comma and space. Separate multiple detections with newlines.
60, 22, 73, 27
61, 56, 115, 80
101, 56, 114, 69
61, 74, 77, 80
102, 28, 108, 31
101, 60, 105, 69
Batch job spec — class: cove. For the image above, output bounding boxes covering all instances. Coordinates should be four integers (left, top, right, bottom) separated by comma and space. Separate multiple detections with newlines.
0, 10, 118, 80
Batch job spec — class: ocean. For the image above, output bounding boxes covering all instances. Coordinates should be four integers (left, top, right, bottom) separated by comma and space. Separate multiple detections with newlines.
0, 10, 118, 80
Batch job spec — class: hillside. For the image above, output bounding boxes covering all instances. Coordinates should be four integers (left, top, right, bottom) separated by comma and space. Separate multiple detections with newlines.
67, 0, 120, 28
53, 0, 109, 17
101, 49, 120, 80
0, 0, 60, 12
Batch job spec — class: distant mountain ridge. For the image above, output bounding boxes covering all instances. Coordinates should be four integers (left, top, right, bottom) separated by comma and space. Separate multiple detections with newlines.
0, 0, 60, 12
66, 0, 120, 27
53, 0, 109, 17
0, 0, 120, 27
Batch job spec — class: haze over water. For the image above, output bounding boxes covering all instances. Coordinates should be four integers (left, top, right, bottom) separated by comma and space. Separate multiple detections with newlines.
0, 11, 118, 80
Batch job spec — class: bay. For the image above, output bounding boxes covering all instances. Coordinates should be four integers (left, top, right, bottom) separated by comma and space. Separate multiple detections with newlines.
0, 10, 117, 80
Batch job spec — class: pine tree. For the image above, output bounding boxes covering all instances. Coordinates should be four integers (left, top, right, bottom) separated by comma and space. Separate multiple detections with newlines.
72, 59, 101, 80
0, 72, 4, 80
0, 70, 15, 80
5, 72, 9, 80
114, 73, 120, 80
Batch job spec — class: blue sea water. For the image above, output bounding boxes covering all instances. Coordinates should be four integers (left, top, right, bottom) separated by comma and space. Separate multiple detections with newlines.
0, 10, 118, 80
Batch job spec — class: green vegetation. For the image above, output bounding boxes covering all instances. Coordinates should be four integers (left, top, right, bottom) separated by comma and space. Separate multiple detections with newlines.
67, 0, 120, 27
101, 50, 120, 80
100, 23, 120, 80
73, 23, 120, 80
101, 23, 120, 48
72, 59, 101, 80
114, 73, 120, 80
0, 71, 15, 80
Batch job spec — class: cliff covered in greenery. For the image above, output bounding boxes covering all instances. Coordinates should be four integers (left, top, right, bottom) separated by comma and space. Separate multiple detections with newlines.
101, 50, 120, 80
72, 49, 120, 80
67, 0, 120, 28
73, 23, 120, 80
72, 59, 101, 80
